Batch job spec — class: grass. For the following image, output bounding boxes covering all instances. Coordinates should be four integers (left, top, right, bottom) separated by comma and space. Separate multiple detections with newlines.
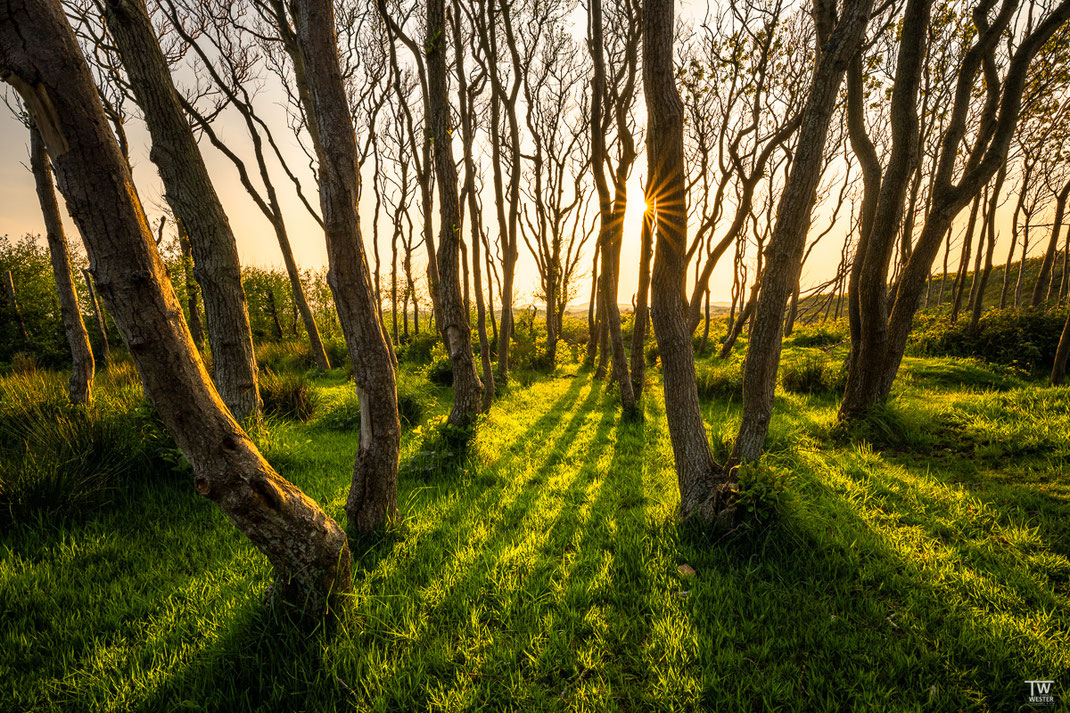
1, 352, 1068, 711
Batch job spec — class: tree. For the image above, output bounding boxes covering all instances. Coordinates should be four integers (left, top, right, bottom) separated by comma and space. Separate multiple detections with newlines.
734, 0, 875, 460
102, 0, 261, 422
589, 0, 636, 416
162, 0, 332, 370
29, 122, 94, 404
840, 0, 1070, 420
0, 0, 350, 612
644, 0, 733, 523
427, 0, 484, 426
288, 0, 402, 533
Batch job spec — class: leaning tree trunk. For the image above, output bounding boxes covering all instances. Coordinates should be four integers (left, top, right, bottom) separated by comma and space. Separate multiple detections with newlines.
30, 123, 94, 404
735, 0, 873, 459
81, 267, 110, 364
1033, 178, 1070, 307
644, 0, 734, 525
3, 269, 28, 344
290, 0, 401, 534
0, 0, 350, 612
427, 0, 482, 427
103, 0, 259, 422
176, 221, 205, 348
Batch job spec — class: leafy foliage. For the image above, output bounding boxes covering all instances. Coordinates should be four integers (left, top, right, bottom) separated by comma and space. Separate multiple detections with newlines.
910, 308, 1068, 372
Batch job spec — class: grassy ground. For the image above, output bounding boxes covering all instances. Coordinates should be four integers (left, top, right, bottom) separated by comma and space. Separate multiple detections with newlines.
1, 347, 1068, 711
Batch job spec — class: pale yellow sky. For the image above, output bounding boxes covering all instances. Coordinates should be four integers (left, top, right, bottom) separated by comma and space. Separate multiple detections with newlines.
0, 2, 1040, 310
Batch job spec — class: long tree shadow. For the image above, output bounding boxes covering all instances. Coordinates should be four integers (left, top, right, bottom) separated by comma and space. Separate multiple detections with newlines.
675, 444, 1070, 711
132, 373, 611, 711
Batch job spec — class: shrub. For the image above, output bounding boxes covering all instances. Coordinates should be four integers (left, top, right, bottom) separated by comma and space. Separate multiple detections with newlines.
399, 330, 438, 365
646, 341, 660, 366
259, 370, 319, 421
909, 307, 1067, 372
427, 356, 454, 387
733, 457, 792, 525
780, 354, 846, 396
400, 415, 475, 480
695, 360, 743, 400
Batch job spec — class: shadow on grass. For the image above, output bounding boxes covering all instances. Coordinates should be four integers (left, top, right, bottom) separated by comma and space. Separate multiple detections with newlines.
674, 444, 1070, 710
129, 373, 615, 711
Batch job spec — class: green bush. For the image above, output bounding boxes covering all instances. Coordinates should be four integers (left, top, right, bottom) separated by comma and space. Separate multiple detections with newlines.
400, 415, 475, 480
695, 361, 743, 400
399, 330, 438, 364
645, 341, 660, 366
780, 353, 846, 396
909, 308, 1067, 372
259, 370, 319, 421
427, 356, 454, 387
733, 457, 792, 525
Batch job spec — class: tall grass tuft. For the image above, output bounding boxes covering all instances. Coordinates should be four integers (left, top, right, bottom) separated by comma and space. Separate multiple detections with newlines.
0, 370, 172, 526
259, 369, 319, 421
780, 352, 847, 396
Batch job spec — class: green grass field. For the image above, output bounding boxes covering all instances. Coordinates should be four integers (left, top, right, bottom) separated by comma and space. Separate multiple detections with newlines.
1, 343, 1068, 711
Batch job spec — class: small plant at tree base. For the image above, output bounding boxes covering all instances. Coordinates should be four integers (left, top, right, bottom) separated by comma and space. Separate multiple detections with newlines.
427, 356, 454, 387
400, 415, 476, 480
733, 457, 792, 526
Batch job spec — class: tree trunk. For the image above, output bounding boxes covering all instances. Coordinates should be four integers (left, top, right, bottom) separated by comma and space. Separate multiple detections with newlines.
1, 0, 350, 612
290, 0, 401, 534
584, 243, 599, 366
3, 270, 28, 344
630, 204, 654, 398
176, 222, 205, 348
644, 0, 733, 524
30, 123, 94, 404
784, 284, 800, 337
1032, 178, 1070, 307
970, 172, 1003, 329
950, 194, 982, 322
453, 2, 494, 410
81, 268, 110, 365
266, 285, 284, 340
738, 0, 873, 456
427, 0, 482, 426
720, 296, 755, 360
103, 0, 259, 421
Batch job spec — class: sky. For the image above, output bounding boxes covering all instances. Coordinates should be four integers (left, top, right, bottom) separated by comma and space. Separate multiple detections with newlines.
0, 2, 1040, 312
